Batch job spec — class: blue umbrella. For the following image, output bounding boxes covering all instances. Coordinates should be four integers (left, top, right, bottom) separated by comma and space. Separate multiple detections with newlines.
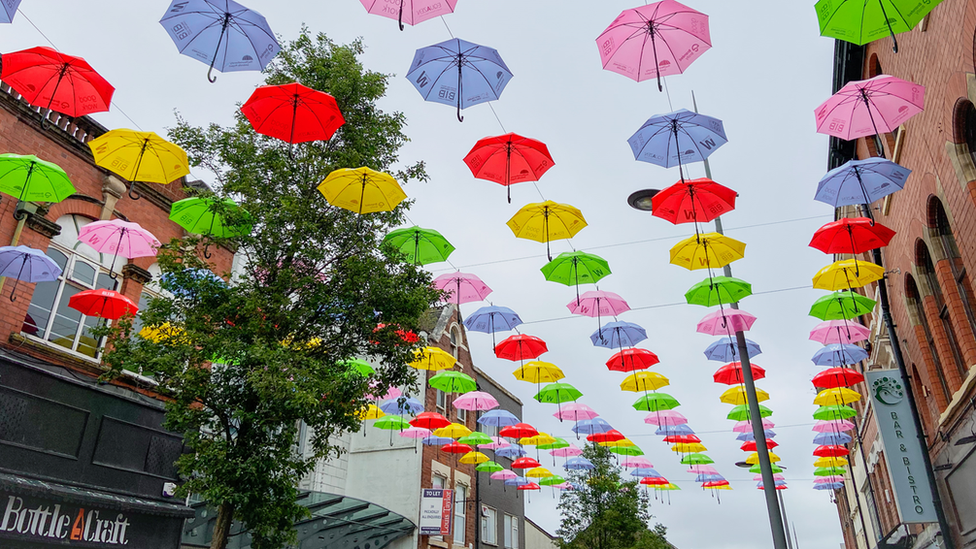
423, 435, 454, 446
696, 474, 725, 483
464, 305, 522, 347
814, 157, 910, 210
379, 396, 424, 416
406, 38, 514, 122
703, 337, 762, 362
736, 429, 776, 442
0, 0, 21, 23
495, 444, 527, 459
564, 457, 595, 471
758, 480, 788, 488
811, 344, 869, 367
478, 409, 520, 427
629, 468, 662, 478
505, 477, 531, 486
0, 245, 62, 302
572, 418, 613, 435
655, 424, 695, 436
590, 321, 647, 349
813, 432, 853, 445
627, 109, 728, 180
159, 0, 281, 83
813, 482, 844, 491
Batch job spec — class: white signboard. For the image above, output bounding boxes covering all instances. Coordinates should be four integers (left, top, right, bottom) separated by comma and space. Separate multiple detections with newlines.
419, 489, 453, 536
865, 370, 938, 523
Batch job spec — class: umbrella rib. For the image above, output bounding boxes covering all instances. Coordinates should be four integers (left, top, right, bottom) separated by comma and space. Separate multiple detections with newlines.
176, 17, 226, 54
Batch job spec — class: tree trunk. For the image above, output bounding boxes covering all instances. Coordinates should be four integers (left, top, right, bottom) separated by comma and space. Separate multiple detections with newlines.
210, 502, 235, 549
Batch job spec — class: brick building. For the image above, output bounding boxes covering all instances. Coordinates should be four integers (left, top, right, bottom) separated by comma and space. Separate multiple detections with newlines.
826, 1, 976, 547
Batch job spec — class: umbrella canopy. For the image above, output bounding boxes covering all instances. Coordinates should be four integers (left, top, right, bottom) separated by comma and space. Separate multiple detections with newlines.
442, 442, 473, 454
379, 397, 424, 416
340, 358, 374, 377
476, 461, 505, 473
727, 404, 773, 421
813, 259, 885, 291
542, 251, 611, 303
317, 167, 406, 215
360, 0, 457, 29
505, 477, 531, 487
679, 453, 713, 465
814, 445, 851, 458
670, 442, 705, 453
814, 421, 856, 434
814, 387, 862, 406
423, 435, 455, 446
569, 289, 631, 317
737, 429, 777, 442
651, 178, 736, 225
713, 361, 766, 385
429, 371, 477, 394
655, 424, 694, 436
813, 405, 858, 421
159, 0, 280, 82
816, 0, 943, 51
720, 386, 769, 406
534, 383, 583, 404
814, 476, 846, 484
814, 482, 845, 491
0, 0, 20, 23
643, 410, 687, 426
590, 321, 647, 349
491, 470, 518, 481
537, 437, 570, 451
627, 109, 727, 180
507, 200, 588, 261
520, 433, 557, 447
669, 233, 746, 271
685, 276, 752, 307
813, 466, 848, 477
242, 82, 344, 143
551, 444, 583, 458
596, 0, 711, 90
814, 157, 910, 209
77, 220, 160, 276
89, 129, 191, 191
357, 405, 385, 421
741, 439, 779, 452
810, 291, 877, 321
632, 393, 680, 412
68, 289, 138, 320
434, 423, 473, 439
495, 445, 528, 459
815, 75, 925, 141
703, 337, 762, 362
459, 451, 490, 465
373, 415, 411, 430
495, 334, 548, 361
539, 475, 566, 486
464, 305, 523, 336
733, 418, 775, 432
813, 368, 866, 389
696, 309, 758, 336
499, 423, 539, 439
746, 451, 781, 465
411, 412, 451, 430
610, 446, 645, 456
433, 272, 492, 307
170, 197, 252, 239
642, 477, 672, 486
406, 38, 513, 121
453, 391, 499, 411
0, 154, 76, 203
525, 466, 554, 478
464, 133, 555, 203
620, 371, 670, 392
1, 46, 114, 117
479, 436, 511, 451
478, 409, 520, 427
810, 320, 872, 345
607, 348, 660, 372
0, 245, 62, 302
751, 463, 784, 474
573, 418, 613, 435
513, 361, 565, 384
665, 434, 701, 444
588, 429, 626, 444
517, 482, 541, 491
409, 347, 457, 371
814, 456, 850, 468
399, 426, 432, 439
809, 217, 896, 255
511, 457, 542, 470
383, 226, 455, 265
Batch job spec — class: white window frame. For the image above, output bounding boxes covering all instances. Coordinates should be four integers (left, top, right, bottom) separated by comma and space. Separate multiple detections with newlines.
450, 327, 460, 358
504, 514, 518, 549
436, 388, 447, 413
430, 475, 446, 542
456, 405, 467, 422
481, 505, 497, 545
453, 483, 467, 545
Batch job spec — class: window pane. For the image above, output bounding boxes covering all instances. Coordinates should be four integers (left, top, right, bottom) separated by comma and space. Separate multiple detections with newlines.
70, 260, 96, 287
24, 280, 59, 336
48, 285, 83, 350
512, 519, 518, 549
47, 248, 67, 273
504, 515, 512, 548
77, 314, 101, 358
96, 272, 117, 291
454, 486, 466, 544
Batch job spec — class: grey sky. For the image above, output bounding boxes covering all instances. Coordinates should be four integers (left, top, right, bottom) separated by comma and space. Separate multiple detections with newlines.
1, 1, 845, 547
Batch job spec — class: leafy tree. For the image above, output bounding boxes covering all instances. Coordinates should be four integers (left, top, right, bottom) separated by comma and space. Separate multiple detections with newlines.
557, 444, 670, 549
98, 29, 440, 549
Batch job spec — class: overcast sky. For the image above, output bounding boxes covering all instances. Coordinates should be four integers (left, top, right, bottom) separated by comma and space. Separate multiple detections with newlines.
1, 1, 846, 547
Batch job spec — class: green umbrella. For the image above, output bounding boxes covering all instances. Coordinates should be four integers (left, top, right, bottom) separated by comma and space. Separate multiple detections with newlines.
541, 251, 611, 304
476, 461, 504, 473
684, 276, 752, 307
632, 393, 680, 412
339, 358, 374, 377
373, 415, 411, 430
750, 463, 784, 474
539, 475, 566, 486
0, 153, 75, 203
458, 431, 494, 446
537, 437, 570, 451
383, 226, 455, 266
815, 0, 943, 53
727, 404, 773, 421
609, 446, 644, 456
814, 466, 847, 477
169, 196, 253, 238
809, 290, 876, 321
534, 382, 582, 404
680, 453, 713, 465
428, 370, 477, 394
813, 404, 858, 420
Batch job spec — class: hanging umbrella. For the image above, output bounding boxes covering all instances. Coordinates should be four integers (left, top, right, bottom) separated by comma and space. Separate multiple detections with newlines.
360, 0, 457, 30
814, 157, 910, 209
685, 276, 752, 307
507, 201, 588, 261
669, 233, 746, 271
570, 291, 631, 332
606, 348, 660, 372
588, 429, 626, 444
590, 321, 647, 349
511, 457, 542, 470
454, 391, 499, 412
505, 477, 532, 488
429, 371, 477, 394
383, 226, 455, 265
573, 418, 613, 435
810, 217, 895, 256
542, 251, 611, 304
669, 442, 704, 454
89, 130, 190, 198
479, 436, 511, 451
814, 387, 862, 406
499, 423, 539, 439
655, 424, 694, 436
737, 430, 777, 442
517, 482, 541, 491
733, 418, 774, 432
399, 426, 432, 439
689, 465, 719, 475
679, 453, 713, 465
620, 371, 670, 392
810, 291, 877, 321
643, 410, 687, 426
813, 476, 846, 484
423, 435, 454, 446
340, 358, 374, 377
317, 167, 406, 215
596, 0, 710, 90
464, 133, 555, 203
564, 457, 596, 471
813, 368, 866, 389
813, 405, 858, 421
464, 305, 522, 347
442, 442, 474, 455
816, 75, 924, 145
434, 423, 473, 439
525, 466, 554, 479
495, 445, 528, 459
357, 404, 385, 421
755, 474, 787, 482
534, 383, 582, 405
169, 197, 252, 256
664, 434, 701, 445
751, 463, 784, 474
628, 109, 727, 180
622, 457, 654, 469
815, 0, 944, 53
68, 289, 138, 320
495, 334, 548, 361
814, 420, 856, 433
0, 0, 20, 23
741, 439, 779, 452
651, 177, 736, 226
159, 0, 280, 82
379, 396, 424, 416
719, 386, 769, 406
0, 46, 114, 118
514, 361, 565, 384
713, 361, 766, 385
476, 461, 504, 473
410, 411, 451, 430
810, 320, 872, 345
696, 309, 758, 336
814, 456, 850, 468
491, 470, 518, 481
813, 466, 848, 477
703, 336, 762, 362
632, 393, 679, 412
537, 437, 570, 451
374, 415, 411, 431
539, 475, 566, 486
478, 409, 520, 428
727, 404, 773, 421
519, 433, 555, 447
813, 260, 885, 291
0, 154, 76, 203
813, 482, 845, 491
694, 473, 725, 483
406, 38, 513, 121
242, 82, 344, 144
77, 220, 160, 278
551, 444, 583, 458
0, 245, 62, 302
459, 451, 490, 465
745, 451, 781, 465
433, 272, 492, 315
814, 445, 851, 458
409, 346, 457, 371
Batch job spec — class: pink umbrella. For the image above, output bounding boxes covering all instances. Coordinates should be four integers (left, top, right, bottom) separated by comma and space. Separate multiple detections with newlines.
366, 384, 402, 401
815, 75, 925, 142
550, 443, 583, 458
359, 0, 458, 31
814, 476, 845, 484
732, 418, 774, 433
687, 465, 718, 474
490, 469, 517, 481
433, 272, 492, 311
813, 420, 855, 433
596, 0, 711, 91
399, 426, 432, 439
567, 290, 630, 316
810, 320, 871, 345
554, 403, 599, 422
479, 436, 511, 450
552, 482, 575, 490
621, 457, 653, 468
77, 219, 160, 278
754, 474, 786, 482
643, 410, 687, 426
453, 391, 499, 411
696, 309, 757, 336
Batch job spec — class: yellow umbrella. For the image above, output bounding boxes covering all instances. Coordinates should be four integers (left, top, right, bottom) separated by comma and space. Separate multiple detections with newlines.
746, 451, 781, 465
525, 466, 554, 478
520, 433, 557, 446
705, 484, 733, 490
459, 451, 490, 465
671, 442, 707, 453
814, 387, 862, 406
317, 167, 407, 215
669, 232, 746, 271
719, 386, 769, 406
599, 438, 636, 448
814, 456, 849, 468
138, 322, 187, 343
812, 259, 885, 291
434, 422, 471, 439
409, 346, 457, 371
356, 404, 385, 421
88, 129, 190, 194
513, 361, 565, 383
506, 200, 587, 261
620, 371, 670, 392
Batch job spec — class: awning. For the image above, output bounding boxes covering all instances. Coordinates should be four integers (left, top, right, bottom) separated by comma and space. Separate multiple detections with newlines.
182, 491, 416, 549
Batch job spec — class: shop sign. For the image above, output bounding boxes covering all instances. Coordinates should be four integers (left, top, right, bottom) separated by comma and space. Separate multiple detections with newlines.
419, 488, 453, 536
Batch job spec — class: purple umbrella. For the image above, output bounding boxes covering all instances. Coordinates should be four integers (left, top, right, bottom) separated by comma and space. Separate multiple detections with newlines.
627, 109, 727, 181
495, 444, 527, 459
564, 457, 595, 471
464, 305, 522, 347
379, 396, 424, 416
737, 429, 776, 442
704, 337, 762, 362
814, 157, 910, 208
478, 409, 520, 427
572, 418, 613, 435
590, 320, 647, 349
0, 245, 62, 302
811, 344, 869, 366
655, 424, 694, 436
813, 432, 853, 445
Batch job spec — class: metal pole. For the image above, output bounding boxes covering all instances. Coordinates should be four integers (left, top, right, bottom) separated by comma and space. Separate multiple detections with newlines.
777, 491, 794, 549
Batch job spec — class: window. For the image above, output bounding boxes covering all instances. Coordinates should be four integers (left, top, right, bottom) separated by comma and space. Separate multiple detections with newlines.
503, 514, 518, 549
931, 198, 976, 345
450, 326, 461, 358
431, 475, 446, 542
964, 101, 976, 169
456, 405, 466, 422
453, 484, 466, 545
482, 506, 497, 545
917, 241, 968, 379
436, 388, 447, 412
906, 275, 951, 405
23, 216, 120, 359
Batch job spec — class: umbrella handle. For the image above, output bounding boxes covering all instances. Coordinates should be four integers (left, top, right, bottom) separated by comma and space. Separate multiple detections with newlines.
128, 183, 142, 201
398, 0, 405, 31
456, 57, 464, 122
877, 0, 899, 53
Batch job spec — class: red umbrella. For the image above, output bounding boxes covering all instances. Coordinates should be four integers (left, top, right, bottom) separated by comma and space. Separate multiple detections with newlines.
499, 423, 538, 439
372, 323, 420, 344
587, 429, 625, 443
494, 334, 548, 361
664, 434, 701, 444
703, 480, 729, 488
517, 482, 541, 491
640, 476, 669, 486
442, 442, 472, 454
606, 348, 660, 372
68, 289, 138, 320
463, 133, 555, 203
741, 439, 779, 452
713, 362, 766, 385
511, 457, 542, 469
813, 367, 865, 389
410, 412, 451, 430
809, 217, 895, 255
814, 445, 850, 458
241, 82, 345, 144
1, 46, 114, 118
651, 178, 737, 225
758, 484, 788, 490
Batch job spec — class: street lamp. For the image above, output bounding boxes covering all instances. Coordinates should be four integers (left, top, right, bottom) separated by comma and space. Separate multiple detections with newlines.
627, 189, 659, 212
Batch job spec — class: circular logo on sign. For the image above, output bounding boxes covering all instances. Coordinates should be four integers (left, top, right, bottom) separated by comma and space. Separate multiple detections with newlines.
872, 376, 904, 405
